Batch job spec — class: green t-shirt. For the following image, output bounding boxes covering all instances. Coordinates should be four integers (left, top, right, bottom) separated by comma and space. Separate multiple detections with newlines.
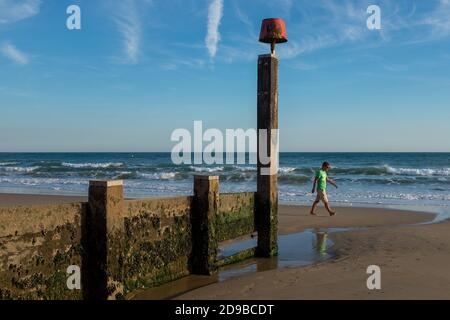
316, 169, 327, 191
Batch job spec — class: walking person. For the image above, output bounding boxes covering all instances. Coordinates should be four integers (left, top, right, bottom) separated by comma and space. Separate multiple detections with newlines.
310, 161, 338, 216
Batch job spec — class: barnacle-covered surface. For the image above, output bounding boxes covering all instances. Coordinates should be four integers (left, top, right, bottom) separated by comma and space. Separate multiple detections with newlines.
118, 197, 193, 295
0, 203, 85, 300
0, 191, 260, 300
217, 192, 255, 242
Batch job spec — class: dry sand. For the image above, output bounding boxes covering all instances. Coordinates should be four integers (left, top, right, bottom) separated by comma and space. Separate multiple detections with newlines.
0, 193, 87, 207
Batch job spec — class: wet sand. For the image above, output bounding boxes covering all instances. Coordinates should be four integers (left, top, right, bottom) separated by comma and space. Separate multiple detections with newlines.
177, 206, 450, 300
277, 205, 432, 235
132, 205, 438, 300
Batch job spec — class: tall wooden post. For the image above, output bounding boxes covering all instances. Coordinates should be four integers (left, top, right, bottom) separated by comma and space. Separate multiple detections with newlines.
256, 53, 279, 257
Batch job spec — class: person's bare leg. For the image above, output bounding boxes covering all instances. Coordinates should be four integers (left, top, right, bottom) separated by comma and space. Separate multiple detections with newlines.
310, 200, 319, 215
324, 202, 336, 216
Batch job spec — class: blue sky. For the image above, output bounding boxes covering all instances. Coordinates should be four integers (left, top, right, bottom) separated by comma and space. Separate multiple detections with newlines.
0, 0, 449, 152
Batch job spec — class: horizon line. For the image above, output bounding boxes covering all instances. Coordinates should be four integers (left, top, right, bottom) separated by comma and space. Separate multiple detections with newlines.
0, 151, 449, 154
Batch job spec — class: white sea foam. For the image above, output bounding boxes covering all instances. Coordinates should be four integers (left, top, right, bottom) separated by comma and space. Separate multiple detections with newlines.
159, 172, 177, 180
233, 166, 257, 172
386, 166, 450, 176
336, 191, 450, 202
233, 166, 296, 173
0, 177, 87, 186
0, 166, 40, 173
62, 162, 124, 169
189, 166, 224, 173
0, 162, 18, 166
278, 167, 297, 174
139, 172, 177, 180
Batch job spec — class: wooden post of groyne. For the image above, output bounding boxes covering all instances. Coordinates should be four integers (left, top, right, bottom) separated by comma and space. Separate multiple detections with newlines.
191, 175, 219, 275
256, 53, 279, 257
84, 180, 124, 300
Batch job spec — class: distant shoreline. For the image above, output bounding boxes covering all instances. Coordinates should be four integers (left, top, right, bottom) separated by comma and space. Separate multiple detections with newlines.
0, 192, 445, 214
1, 152, 449, 153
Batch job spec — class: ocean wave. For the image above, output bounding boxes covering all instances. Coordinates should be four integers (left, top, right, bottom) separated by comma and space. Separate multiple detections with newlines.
279, 189, 450, 204
138, 172, 179, 180
278, 167, 297, 174
0, 177, 87, 186
322, 165, 450, 177
222, 172, 310, 183
0, 162, 18, 166
386, 166, 450, 176
189, 166, 224, 173
233, 166, 257, 172
62, 162, 124, 169
352, 192, 450, 202
278, 175, 310, 183
231, 166, 296, 174
113, 171, 138, 180
117, 171, 188, 180
224, 173, 255, 182
330, 166, 389, 175
340, 176, 449, 185
0, 166, 40, 173
280, 191, 310, 197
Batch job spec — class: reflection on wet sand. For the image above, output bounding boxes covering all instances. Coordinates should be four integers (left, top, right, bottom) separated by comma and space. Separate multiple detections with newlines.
130, 229, 333, 300
315, 229, 328, 255
128, 275, 219, 300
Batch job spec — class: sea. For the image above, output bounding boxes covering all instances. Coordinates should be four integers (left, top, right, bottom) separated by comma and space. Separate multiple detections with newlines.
0, 153, 449, 209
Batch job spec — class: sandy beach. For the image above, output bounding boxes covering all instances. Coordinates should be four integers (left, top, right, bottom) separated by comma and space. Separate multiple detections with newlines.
176, 205, 450, 300
1, 193, 449, 300
0, 193, 87, 207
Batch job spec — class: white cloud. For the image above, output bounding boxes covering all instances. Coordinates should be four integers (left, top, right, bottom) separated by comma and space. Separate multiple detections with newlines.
205, 0, 224, 58
110, 0, 150, 64
232, 0, 258, 42
276, 0, 293, 14
290, 61, 318, 71
0, 0, 41, 24
278, 34, 338, 60
278, 0, 367, 59
225, 0, 450, 63
1, 42, 29, 65
160, 58, 206, 71
368, 0, 450, 45
421, 0, 450, 37
224, 0, 369, 62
